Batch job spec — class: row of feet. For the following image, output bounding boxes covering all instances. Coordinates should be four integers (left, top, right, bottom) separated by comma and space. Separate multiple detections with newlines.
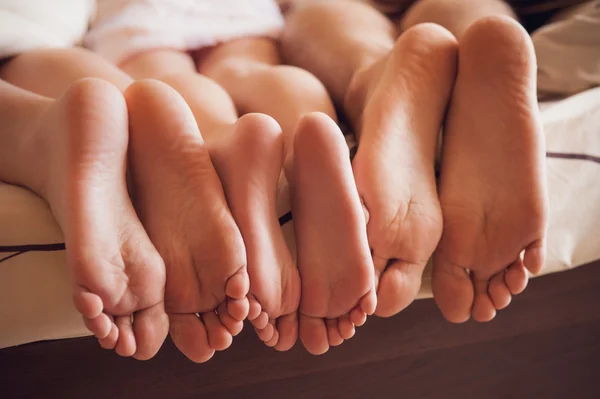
37, 17, 547, 362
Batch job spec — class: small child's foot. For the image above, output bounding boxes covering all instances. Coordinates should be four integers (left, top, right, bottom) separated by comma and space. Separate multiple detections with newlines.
290, 113, 376, 355
38, 78, 168, 360
208, 114, 301, 352
125, 80, 249, 363
344, 24, 458, 317
432, 17, 549, 323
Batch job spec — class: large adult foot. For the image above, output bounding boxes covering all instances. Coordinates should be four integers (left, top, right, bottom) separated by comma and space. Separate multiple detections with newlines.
290, 113, 376, 355
37, 78, 168, 360
344, 24, 458, 317
432, 17, 548, 323
208, 114, 301, 352
125, 80, 249, 363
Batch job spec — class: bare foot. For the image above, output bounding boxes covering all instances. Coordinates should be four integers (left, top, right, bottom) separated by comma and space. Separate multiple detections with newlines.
125, 80, 249, 363
432, 17, 549, 323
344, 24, 458, 317
37, 78, 168, 360
208, 114, 301, 352
289, 113, 376, 355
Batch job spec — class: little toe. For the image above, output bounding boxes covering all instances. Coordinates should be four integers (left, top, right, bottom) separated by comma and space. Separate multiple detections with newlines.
227, 297, 249, 322
326, 319, 344, 347
203, 311, 233, 351
299, 315, 329, 355
98, 323, 119, 350
265, 328, 280, 348
255, 322, 275, 342
115, 315, 136, 357
523, 239, 546, 275
248, 297, 262, 321
250, 311, 270, 330
132, 303, 169, 360
471, 276, 496, 322
338, 314, 355, 340
169, 314, 215, 363
274, 312, 298, 352
505, 259, 529, 295
218, 303, 244, 336
350, 307, 367, 327
225, 267, 250, 300
83, 313, 113, 339
489, 272, 512, 310
432, 256, 474, 323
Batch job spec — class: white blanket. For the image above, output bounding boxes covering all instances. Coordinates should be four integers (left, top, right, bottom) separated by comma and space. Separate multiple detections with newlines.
1, 88, 600, 349
0, 0, 95, 58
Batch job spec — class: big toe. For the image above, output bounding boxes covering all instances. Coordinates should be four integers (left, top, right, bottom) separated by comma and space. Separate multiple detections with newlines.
375, 259, 423, 317
203, 311, 233, 351
132, 303, 169, 360
274, 312, 299, 352
169, 314, 215, 363
299, 315, 329, 355
432, 256, 474, 323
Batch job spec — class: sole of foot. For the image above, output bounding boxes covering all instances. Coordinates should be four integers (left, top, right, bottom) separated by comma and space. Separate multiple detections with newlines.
125, 80, 250, 363
208, 113, 302, 352
290, 112, 376, 355
344, 24, 458, 317
40, 78, 169, 360
432, 16, 549, 323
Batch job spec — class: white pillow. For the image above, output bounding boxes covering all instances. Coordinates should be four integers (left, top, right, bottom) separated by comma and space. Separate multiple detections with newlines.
533, 1, 600, 97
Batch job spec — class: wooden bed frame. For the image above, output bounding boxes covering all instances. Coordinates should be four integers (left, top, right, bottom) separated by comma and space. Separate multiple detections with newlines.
1, 259, 599, 398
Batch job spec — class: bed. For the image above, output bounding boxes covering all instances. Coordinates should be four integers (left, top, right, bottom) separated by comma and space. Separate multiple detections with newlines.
0, 85, 599, 397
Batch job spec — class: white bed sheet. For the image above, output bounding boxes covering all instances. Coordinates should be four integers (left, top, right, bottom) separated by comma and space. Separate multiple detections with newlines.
1, 87, 599, 349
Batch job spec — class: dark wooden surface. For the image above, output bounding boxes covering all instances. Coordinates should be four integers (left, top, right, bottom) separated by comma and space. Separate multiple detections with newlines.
1, 261, 599, 399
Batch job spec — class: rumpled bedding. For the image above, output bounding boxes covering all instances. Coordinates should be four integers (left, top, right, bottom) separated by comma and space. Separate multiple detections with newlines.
2, 88, 599, 349
0, 0, 95, 59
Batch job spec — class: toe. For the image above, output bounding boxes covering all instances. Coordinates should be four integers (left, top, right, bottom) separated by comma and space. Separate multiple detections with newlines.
73, 289, 104, 319
132, 303, 169, 360
376, 259, 423, 317
274, 312, 298, 352
225, 267, 250, 300
248, 297, 262, 320
505, 259, 529, 295
471, 276, 496, 322
350, 308, 367, 327
115, 315, 136, 357
326, 319, 344, 347
299, 315, 329, 355
203, 311, 233, 351
359, 289, 377, 316
255, 322, 275, 342
338, 314, 355, 340
83, 313, 113, 339
524, 239, 546, 276
98, 323, 119, 350
218, 303, 244, 336
250, 311, 269, 330
489, 272, 512, 310
169, 314, 215, 363
227, 297, 249, 321
431, 256, 474, 323
265, 328, 280, 348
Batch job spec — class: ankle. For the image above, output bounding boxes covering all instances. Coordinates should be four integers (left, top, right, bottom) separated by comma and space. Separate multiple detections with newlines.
23, 99, 56, 199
